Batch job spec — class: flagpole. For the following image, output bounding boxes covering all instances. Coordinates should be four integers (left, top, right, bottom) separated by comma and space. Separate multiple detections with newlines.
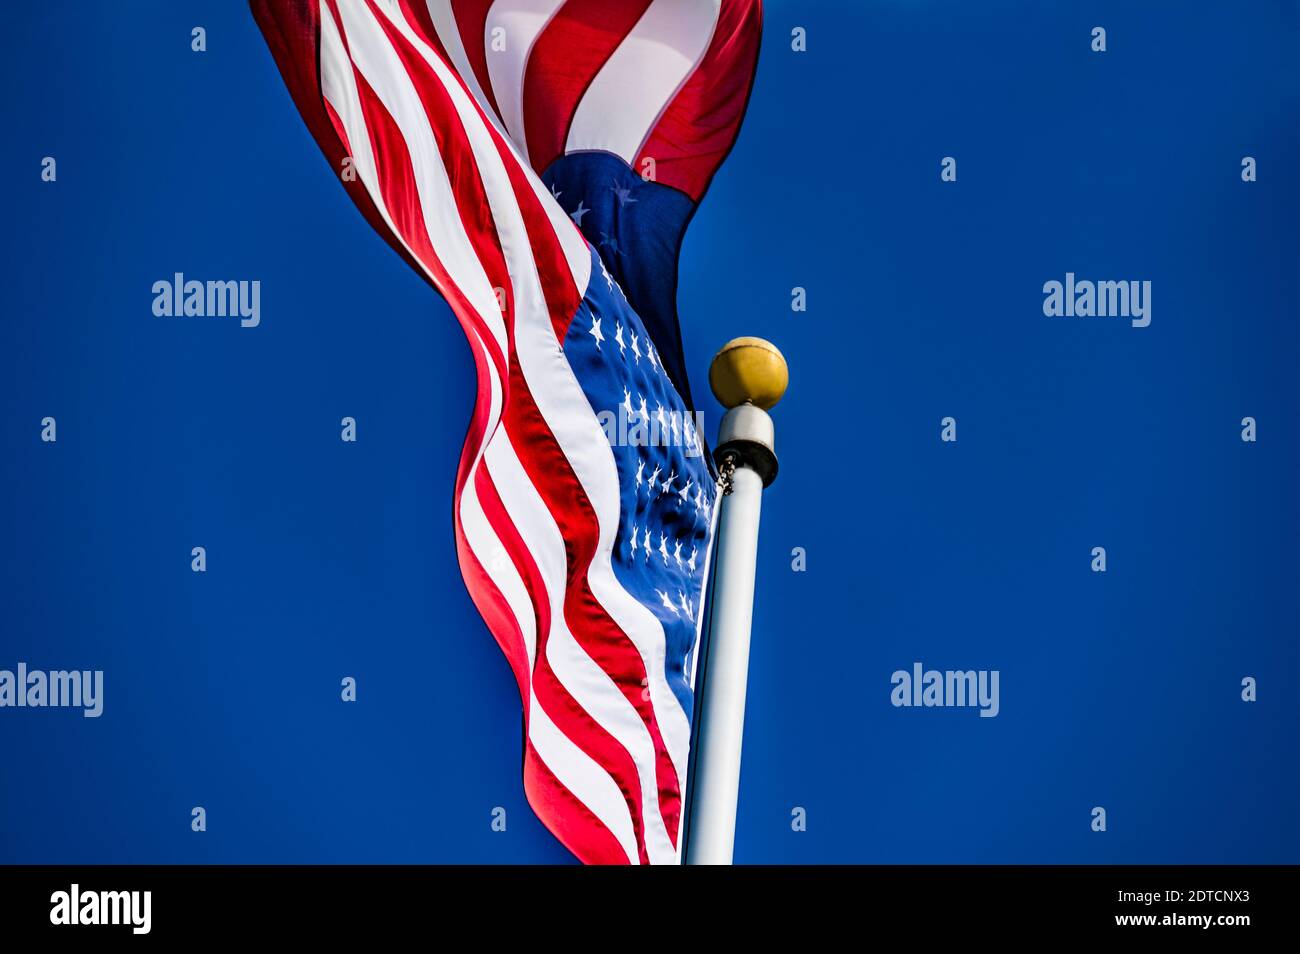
683, 338, 787, 865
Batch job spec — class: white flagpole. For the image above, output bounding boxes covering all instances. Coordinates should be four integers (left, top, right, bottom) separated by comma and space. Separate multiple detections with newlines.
683, 338, 787, 866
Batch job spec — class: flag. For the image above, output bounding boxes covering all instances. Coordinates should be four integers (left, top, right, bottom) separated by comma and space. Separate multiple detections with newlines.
250, 0, 762, 864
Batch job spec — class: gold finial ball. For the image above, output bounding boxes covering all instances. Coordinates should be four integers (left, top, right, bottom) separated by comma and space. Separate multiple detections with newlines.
708, 337, 789, 410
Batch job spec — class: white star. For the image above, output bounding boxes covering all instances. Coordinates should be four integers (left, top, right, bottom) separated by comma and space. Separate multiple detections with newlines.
599, 257, 615, 292
642, 527, 652, 562
589, 315, 604, 350
630, 524, 638, 554
656, 589, 679, 615
694, 487, 711, 520
569, 200, 589, 226
654, 402, 667, 432
550, 182, 562, 200
614, 322, 626, 356
659, 470, 676, 497
657, 531, 670, 566
678, 591, 693, 620
673, 540, 683, 569
647, 346, 658, 372
668, 411, 681, 444
647, 463, 661, 493
621, 387, 634, 421
637, 394, 649, 423
678, 477, 693, 502
687, 545, 698, 574
634, 457, 645, 490
611, 181, 638, 206
630, 332, 641, 364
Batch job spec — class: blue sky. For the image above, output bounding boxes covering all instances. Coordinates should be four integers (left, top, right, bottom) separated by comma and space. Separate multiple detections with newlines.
1, 0, 1298, 863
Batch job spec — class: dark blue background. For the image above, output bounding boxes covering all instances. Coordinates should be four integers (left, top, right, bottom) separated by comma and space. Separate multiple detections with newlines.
2, 0, 1296, 863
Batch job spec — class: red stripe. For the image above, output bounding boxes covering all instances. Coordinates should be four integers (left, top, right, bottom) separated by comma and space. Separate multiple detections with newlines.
366, 2, 582, 331
250, 0, 441, 298
473, 463, 650, 863
524, 739, 630, 865
501, 359, 683, 848
521, 0, 653, 173
635, 0, 762, 202
466, 44, 685, 843
397, 0, 449, 61
458, 468, 635, 864
375, 6, 684, 846
447, 0, 503, 120
257, 0, 691, 863
350, 66, 651, 861
455, 502, 531, 704
344, 4, 669, 860
324, 0, 510, 383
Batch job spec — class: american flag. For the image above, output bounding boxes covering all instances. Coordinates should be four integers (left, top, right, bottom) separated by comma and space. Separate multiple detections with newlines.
250, 0, 761, 864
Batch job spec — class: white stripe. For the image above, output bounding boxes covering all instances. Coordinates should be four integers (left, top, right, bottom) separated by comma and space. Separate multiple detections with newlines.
322, 2, 638, 862
583, 450, 694, 783
564, 0, 720, 163
501, 307, 694, 829
459, 341, 640, 864
392, 0, 592, 297
483, 429, 677, 863
526, 695, 639, 861
462, 359, 640, 865
338, 0, 681, 863
331, 2, 508, 354
455, 306, 640, 862
423, 0, 502, 131
677, 480, 720, 852
340, 0, 668, 860
364, 0, 688, 858
319, 4, 508, 358
482, 0, 566, 161
456, 354, 533, 669
359, 3, 687, 857
466, 464, 640, 865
